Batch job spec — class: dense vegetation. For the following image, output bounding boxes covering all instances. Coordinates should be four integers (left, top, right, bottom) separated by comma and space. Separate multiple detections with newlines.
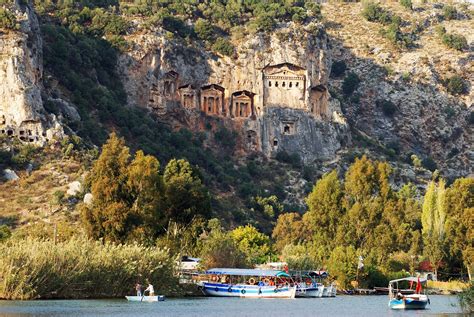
271, 156, 473, 288
0, 237, 174, 299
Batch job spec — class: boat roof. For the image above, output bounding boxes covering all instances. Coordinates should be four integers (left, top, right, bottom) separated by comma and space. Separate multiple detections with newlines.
389, 277, 427, 284
205, 268, 291, 277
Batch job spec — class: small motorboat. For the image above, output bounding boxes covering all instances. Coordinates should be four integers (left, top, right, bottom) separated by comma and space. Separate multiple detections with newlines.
125, 295, 165, 302
388, 277, 429, 310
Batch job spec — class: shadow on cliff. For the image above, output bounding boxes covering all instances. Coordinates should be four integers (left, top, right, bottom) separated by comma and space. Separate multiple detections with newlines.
325, 31, 472, 179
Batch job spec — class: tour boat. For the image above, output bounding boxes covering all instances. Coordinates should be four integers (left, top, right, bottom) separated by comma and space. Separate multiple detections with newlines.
201, 268, 297, 299
292, 271, 337, 298
388, 277, 429, 310
125, 295, 165, 302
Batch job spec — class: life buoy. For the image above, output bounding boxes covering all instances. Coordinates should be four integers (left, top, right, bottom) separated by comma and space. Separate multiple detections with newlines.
263, 278, 270, 285
241, 289, 246, 295
212, 276, 218, 282
248, 278, 256, 285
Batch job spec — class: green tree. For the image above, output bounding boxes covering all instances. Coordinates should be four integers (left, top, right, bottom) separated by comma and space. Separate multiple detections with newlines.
163, 159, 211, 224
327, 245, 358, 288
281, 244, 319, 270
272, 212, 307, 251
304, 170, 343, 254
252, 195, 283, 219
421, 179, 447, 278
445, 178, 474, 280
81, 133, 132, 242
126, 150, 164, 239
200, 219, 247, 268
231, 225, 272, 265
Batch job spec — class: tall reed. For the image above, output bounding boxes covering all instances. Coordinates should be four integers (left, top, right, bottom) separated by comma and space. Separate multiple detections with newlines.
0, 237, 176, 299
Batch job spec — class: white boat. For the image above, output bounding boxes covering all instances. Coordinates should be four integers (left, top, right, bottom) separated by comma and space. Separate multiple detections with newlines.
125, 295, 165, 302
292, 271, 336, 298
388, 277, 429, 310
296, 282, 324, 297
201, 268, 296, 299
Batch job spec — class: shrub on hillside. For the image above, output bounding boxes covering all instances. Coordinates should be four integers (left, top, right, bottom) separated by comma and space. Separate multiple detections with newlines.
422, 157, 437, 172
377, 99, 397, 117
195, 18, 215, 41
443, 5, 458, 21
446, 75, 467, 95
331, 60, 347, 78
469, 112, 474, 125
362, 2, 400, 25
211, 38, 234, 56
0, 8, 19, 30
400, 0, 413, 10
436, 26, 467, 51
382, 23, 413, 48
342, 72, 360, 96
443, 33, 468, 51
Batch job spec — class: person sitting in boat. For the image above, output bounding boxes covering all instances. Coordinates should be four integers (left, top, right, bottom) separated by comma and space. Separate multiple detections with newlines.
258, 279, 264, 287
135, 283, 143, 297
396, 292, 404, 300
145, 283, 155, 296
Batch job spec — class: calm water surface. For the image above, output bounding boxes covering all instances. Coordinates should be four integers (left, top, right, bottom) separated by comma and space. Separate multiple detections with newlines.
0, 295, 462, 317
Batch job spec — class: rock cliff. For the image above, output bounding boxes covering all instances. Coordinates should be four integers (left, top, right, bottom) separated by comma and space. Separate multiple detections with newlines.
119, 22, 348, 163
0, 1, 62, 144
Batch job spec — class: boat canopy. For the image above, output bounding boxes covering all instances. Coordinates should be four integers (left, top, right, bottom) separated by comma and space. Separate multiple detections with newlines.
206, 268, 291, 277
389, 277, 427, 284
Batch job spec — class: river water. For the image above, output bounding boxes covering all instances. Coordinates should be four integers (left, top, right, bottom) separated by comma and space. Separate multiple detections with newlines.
0, 295, 462, 317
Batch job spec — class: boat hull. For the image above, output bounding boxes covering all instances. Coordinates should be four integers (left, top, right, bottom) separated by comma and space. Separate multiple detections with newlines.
296, 286, 324, 298
125, 295, 165, 302
202, 282, 296, 299
389, 295, 428, 310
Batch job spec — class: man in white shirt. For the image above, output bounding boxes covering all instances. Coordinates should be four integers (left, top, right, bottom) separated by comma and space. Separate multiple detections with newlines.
144, 283, 155, 296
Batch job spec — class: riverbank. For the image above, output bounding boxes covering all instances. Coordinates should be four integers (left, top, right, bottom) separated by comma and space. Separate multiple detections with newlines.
0, 238, 180, 300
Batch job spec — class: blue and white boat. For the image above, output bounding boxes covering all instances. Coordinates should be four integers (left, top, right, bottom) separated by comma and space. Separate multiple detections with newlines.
388, 277, 429, 310
201, 268, 297, 299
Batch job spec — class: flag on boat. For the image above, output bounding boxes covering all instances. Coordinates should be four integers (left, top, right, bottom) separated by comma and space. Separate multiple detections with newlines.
415, 277, 422, 294
358, 256, 364, 269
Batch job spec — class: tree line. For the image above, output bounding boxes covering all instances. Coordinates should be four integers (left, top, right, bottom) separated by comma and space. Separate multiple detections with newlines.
81, 135, 472, 288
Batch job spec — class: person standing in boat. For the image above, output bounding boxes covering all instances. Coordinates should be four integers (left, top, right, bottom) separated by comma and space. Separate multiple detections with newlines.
145, 282, 155, 296
135, 283, 143, 297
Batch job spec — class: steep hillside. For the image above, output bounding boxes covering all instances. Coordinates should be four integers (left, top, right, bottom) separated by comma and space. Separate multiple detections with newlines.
323, 1, 473, 180
0, 0, 472, 233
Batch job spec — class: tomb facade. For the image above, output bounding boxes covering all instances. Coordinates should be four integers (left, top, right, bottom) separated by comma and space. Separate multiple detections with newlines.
262, 63, 306, 110
231, 91, 255, 119
200, 84, 225, 116
179, 84, 197, 109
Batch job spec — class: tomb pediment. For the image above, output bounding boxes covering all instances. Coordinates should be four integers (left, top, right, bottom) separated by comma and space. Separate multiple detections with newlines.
263, 63, 305, 77
201, 84, 225, 92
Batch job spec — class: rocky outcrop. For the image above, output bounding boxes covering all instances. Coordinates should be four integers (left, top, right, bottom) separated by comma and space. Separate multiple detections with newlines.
119, 21, 349, 163
0, 1, 62, 144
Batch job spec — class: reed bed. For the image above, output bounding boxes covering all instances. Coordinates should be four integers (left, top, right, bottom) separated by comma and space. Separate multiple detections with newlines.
0, 238, 176, 300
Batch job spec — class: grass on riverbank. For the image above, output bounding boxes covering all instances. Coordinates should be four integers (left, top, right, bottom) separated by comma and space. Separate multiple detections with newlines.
427, 280, 470, 294
0, 237, 178, 300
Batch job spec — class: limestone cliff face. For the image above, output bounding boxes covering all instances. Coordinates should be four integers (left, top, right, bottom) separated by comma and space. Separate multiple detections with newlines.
0, 1, 61, 144
119, 22, 348, 163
